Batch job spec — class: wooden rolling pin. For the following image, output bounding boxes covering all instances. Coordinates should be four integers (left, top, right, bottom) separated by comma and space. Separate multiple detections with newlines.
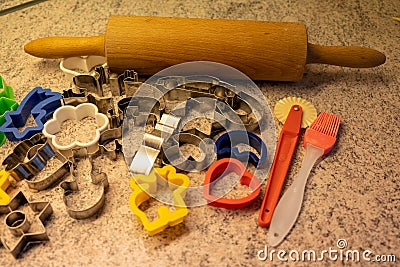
24, 16, 385, 81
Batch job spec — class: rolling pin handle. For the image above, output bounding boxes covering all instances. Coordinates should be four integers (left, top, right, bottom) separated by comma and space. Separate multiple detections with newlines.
306, 43, 386, 68
24, 35, 105, 59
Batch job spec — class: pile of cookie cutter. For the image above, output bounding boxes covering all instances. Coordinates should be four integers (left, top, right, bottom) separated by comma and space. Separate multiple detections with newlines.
122, 64, 275, 212
0, 67, 127, 257
0, 59, 275, 255
1, 132, 70, 192
129, 165, 190, 235
127, 88, 262, 177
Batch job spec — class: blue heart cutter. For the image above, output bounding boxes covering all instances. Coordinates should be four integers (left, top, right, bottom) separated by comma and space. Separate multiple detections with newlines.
214, 130, 268, 167
0, 87, 62, 142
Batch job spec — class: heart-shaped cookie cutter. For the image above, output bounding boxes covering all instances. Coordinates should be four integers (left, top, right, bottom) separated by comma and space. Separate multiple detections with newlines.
203, 158, 261, 209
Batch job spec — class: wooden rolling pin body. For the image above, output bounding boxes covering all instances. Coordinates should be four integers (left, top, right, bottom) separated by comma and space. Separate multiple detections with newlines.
24, 16, 386, 81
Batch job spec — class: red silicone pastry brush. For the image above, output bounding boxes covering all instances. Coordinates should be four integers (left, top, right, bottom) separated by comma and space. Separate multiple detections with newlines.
269, 112, 341, 246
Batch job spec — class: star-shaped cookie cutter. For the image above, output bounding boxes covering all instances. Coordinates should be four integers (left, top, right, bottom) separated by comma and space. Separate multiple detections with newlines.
0, 191, 52, 258
0, 87, 62, 142
129, 165, 190, 235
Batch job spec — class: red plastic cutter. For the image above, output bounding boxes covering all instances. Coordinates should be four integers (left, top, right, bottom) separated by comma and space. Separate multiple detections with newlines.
204, 158, 261, 209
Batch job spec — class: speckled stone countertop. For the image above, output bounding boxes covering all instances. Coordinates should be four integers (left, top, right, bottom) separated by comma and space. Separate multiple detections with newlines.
0, 0, 399, 266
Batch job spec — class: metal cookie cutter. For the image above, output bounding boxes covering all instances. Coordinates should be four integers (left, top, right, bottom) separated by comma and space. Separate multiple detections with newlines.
0, 191, 52, 258
0, 170, 11, 205
203, 158, 261, 209
73, 65, 107, 97
62, 87, 114, 114
0, 97, 19, 146
99, 127, 122, 159
163, 132, 215, 172
109, 69, 141, 96
129, 165, 189, 235
214, 130, 268, 167
119, 96, 163, 126
60, 148, 110, 219
43, 103, 109, 158
62, 88, 87, 106
2, 132, 70, 190
0, 87, 62, 142
159, 79, 238, 112
129, 113, 180, 175
2, 133, 47, 181
174, 97, 255, 140
156, 75, 260, 132
62, 56, 140, 97
24, 143, 71, 191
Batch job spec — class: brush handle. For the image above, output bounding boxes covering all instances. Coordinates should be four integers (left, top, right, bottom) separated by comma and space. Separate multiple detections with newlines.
268, 143, 324, 247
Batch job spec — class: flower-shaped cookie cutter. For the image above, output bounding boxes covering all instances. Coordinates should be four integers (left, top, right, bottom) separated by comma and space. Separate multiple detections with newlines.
43, 103, 109, 158
129, 165, 190, 235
